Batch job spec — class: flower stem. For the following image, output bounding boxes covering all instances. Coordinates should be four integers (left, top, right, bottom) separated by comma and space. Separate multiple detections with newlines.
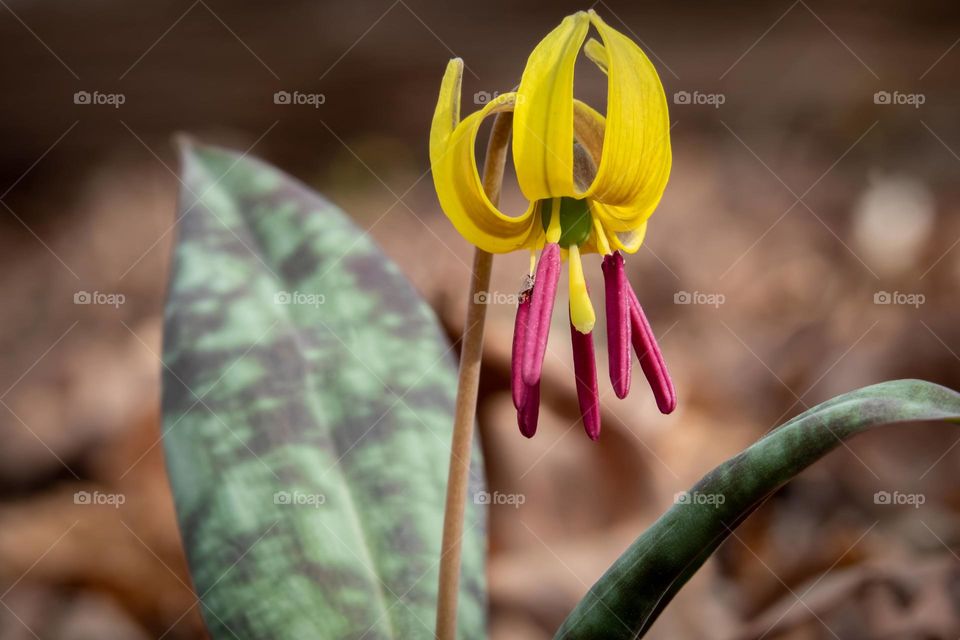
435, 111, 512, 640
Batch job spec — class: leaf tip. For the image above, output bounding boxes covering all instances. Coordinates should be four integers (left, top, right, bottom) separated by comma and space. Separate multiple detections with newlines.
173, 132, 197, 160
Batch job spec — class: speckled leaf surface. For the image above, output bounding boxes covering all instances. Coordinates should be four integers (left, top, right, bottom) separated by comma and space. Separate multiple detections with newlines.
162, 143, 486, 639
557, 379, 960, 639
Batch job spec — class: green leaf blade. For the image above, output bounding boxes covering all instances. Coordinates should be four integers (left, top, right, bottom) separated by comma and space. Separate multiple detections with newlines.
556, 379, 960, 639
162, 143, 485, 639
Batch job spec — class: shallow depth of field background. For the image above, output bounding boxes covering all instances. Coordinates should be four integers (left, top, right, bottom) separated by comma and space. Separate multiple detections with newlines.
1, 1, 959, 638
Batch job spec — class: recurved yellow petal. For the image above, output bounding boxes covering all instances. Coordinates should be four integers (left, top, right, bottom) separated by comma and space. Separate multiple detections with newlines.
590, 199, 652, 249
590, 214, 611, 255
573, 99, 605, 169
583, 38, 608, 74
609, 222, 647, 254
575, 102, 659, 235
591, 197, 653, 231
430, 78, 539, 253
513, 11, 590, 203
583, 10, 672, 214
430, 58, 464, 156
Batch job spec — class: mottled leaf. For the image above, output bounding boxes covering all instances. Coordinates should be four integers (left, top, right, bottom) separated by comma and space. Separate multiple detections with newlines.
556, 379, 960, 639
162, 143, 485, 639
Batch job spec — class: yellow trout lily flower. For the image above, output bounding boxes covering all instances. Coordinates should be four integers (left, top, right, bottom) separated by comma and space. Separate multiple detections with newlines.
430, 10, 675, 440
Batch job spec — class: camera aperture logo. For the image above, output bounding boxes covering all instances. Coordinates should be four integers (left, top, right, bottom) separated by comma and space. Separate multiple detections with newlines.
73, 90, 125, 108
874, 490, 925, 509
274, 90, 326, 108
873, 290, 924, 308
273, 490, 326, 508
474, 290, 522, 305
674, 491, 725, 508
873, 90, 924, 109
473, 490, 525, 509
673, 90, 725, 108
74, 291, 125, 308
274, 290, 325, 308
74, 490, 126, 508
674, 290, 725, 308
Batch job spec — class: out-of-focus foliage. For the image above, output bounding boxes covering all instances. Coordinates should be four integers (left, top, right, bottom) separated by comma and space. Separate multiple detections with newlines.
557, 380, 960, 638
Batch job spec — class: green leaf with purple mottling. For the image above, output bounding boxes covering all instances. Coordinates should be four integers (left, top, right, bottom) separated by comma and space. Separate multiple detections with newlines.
557, 379, 960, 639
162, 143, 486, 639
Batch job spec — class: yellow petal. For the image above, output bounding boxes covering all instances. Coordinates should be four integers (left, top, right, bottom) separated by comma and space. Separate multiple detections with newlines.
590, 214, 611, 256
609, 223, 647, 253
573, 99, 605, 166
590, 201, 649, 254
568, 244, 595, 333
583, 38, 608, 74
430, 63, 539, 253
430, 58, 464, 155
575, 98, 656, 250
513, 12, 590, 203
583, 10, 672, 215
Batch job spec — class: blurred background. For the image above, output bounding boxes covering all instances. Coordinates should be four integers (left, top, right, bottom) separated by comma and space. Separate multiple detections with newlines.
1, 0, 960, 637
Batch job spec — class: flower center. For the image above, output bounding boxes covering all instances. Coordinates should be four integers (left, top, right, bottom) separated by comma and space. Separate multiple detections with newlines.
540, 197, 592, 248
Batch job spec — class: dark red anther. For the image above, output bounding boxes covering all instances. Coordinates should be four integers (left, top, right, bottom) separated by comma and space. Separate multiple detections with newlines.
521, 243, 561, 387
627, 286, 676, 414
602, 252, 632, 399
511, 293, 532, 410
517, 381, 540, 438
570, 320, 601, 440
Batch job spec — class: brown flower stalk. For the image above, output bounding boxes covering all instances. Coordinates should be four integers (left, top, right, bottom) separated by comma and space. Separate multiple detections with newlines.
435, 111, 513, 640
